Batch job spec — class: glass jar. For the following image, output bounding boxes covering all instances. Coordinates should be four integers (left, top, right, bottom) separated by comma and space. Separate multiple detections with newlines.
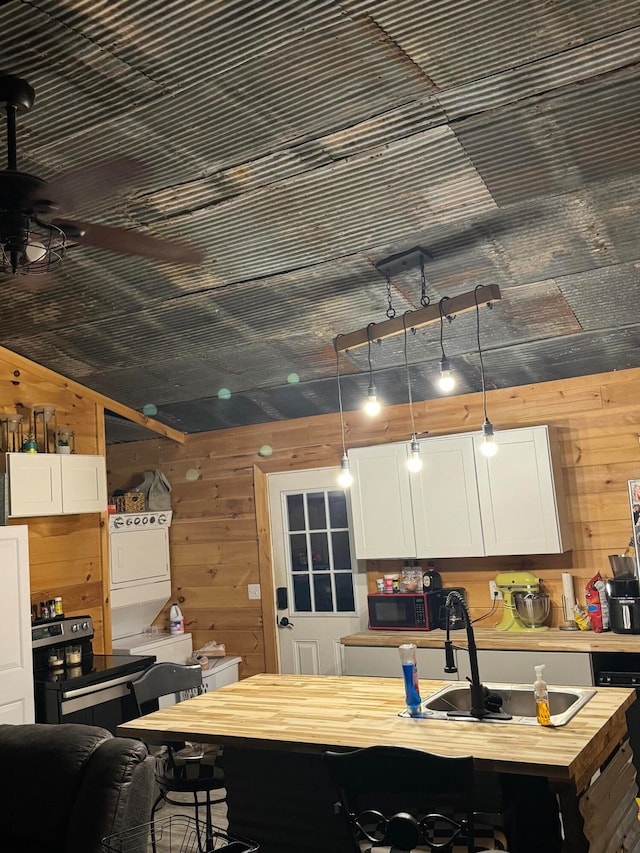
401, 568, 423, 592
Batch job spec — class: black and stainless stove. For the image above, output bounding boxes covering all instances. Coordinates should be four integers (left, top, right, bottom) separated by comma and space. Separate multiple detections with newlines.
32, 614, 155, 733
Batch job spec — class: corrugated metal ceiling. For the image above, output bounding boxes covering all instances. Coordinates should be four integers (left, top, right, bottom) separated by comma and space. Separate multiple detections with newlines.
1, 0, 640, 442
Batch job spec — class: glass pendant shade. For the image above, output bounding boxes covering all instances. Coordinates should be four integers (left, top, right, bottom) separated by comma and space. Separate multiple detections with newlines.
479, 419, 498, 457
364, 382, 381, 416
438, 357, 455, 392
337, 454, 353, 488
407, 436, 423, 472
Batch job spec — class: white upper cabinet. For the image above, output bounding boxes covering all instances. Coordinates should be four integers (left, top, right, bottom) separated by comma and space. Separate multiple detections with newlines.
411, 434, 485, 558
347, 425, 571, 560
473, 425, 572, 556
348, 443, 416, 559
6, 453, 107, 517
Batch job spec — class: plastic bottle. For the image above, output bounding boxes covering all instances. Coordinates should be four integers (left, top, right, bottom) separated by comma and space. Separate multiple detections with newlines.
534, 664, 552, 727
169, 603, 185, 634
399, 643, 422, 716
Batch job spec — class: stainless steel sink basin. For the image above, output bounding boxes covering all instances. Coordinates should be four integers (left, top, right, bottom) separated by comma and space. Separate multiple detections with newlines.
408, 682, 596, 726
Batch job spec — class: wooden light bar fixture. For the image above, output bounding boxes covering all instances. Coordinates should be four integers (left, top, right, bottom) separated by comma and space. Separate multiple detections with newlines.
334, 282, 501, 352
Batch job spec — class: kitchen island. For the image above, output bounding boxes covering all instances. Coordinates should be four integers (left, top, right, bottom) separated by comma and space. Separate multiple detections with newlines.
118, 673, 639, 853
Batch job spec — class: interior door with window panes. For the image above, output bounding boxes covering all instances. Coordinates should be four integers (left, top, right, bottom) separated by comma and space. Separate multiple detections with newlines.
269, 468, 367, 676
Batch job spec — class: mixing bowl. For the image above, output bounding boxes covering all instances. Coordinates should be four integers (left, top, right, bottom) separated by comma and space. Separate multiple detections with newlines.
513, 591, 550, 628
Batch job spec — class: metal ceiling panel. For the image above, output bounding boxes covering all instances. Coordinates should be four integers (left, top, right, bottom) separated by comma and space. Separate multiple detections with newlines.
1, 0, 640, 441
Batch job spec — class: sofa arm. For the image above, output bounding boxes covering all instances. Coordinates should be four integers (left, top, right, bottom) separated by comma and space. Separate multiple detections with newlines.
67, 736, 154, 853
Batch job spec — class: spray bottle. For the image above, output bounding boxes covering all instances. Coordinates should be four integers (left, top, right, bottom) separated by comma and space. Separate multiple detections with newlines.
399, 643, 422, 716
534, 664, 552, 727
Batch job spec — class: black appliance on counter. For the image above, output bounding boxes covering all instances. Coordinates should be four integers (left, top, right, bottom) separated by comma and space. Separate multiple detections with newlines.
32, 615, 155, 733
605, 577, 640, 635
367, 588, 466, 631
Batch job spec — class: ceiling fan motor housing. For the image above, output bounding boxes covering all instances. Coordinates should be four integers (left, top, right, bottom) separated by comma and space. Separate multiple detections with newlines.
0, 75, 35, 112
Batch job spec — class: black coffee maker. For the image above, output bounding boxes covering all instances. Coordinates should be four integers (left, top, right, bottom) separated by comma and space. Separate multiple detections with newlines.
606, 553, 640, 633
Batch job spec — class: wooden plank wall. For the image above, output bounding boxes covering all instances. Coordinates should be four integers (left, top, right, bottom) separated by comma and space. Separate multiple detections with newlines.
0, 351, 109, 651
107, 366, 640, 679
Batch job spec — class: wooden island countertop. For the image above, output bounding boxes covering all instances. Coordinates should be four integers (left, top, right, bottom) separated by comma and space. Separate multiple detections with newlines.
341, 626, 640, 653
119, 672, 633, 792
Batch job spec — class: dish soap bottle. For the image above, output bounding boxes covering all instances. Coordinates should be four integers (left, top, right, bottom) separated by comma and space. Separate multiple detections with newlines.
534, 664, 552, 727
169, 602, 185, 635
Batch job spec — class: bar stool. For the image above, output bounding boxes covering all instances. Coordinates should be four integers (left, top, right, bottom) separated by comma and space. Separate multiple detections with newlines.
127, 662, 226, 852
323, 744, 508, 852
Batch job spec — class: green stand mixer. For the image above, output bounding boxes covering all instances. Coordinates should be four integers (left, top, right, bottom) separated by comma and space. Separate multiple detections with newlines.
494, 571, 550, 631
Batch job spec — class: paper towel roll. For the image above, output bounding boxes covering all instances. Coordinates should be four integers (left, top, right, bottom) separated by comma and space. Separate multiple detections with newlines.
561, 572, 576, 621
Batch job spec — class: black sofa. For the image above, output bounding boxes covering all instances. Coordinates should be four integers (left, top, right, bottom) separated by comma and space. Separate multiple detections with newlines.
0, 722, 154, 853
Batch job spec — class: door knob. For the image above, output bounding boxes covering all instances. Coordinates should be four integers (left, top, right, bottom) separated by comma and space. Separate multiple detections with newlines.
278, 617, 294, 628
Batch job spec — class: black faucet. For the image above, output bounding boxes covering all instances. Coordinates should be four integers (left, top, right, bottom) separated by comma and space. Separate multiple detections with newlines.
444, 590, 510, 720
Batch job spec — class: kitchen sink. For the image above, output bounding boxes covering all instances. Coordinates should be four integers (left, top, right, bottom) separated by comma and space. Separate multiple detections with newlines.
405, 682, 596, 726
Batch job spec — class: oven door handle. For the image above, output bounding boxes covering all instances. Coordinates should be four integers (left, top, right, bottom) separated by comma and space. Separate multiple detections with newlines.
61, 671, 143, 699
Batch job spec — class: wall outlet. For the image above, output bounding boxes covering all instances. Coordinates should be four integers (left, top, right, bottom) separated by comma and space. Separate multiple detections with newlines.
248, 583, 262, 600
489, 580, 503, 600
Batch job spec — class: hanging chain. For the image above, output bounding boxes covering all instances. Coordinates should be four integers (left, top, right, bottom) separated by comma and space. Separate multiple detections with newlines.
385, 268, 396, 319
420, 254, 430, 307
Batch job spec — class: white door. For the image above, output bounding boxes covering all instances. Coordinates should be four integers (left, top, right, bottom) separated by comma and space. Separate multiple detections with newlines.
269, 468, 367, 676
0, 525, 34, 723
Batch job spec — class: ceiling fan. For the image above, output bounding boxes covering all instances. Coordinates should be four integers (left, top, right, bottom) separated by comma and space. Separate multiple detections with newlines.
0, 74, 204, 276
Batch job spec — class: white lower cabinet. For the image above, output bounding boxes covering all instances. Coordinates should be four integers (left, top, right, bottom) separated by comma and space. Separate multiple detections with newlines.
347, 425, 571, 559
6, 452, 107, 516
343, 645, 459, 681
458, 649, 594, 687
343, 646, 595, 687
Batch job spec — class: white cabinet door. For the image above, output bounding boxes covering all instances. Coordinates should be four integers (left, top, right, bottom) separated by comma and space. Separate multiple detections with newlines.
411, 435, 485, 557
473, 426, 571, 555
343, 645, 459, 681
0, 526, 34, 723
60, 454, 107, 513
7, 453, 63, 516
6, 453, 106, 517
348, 444, 416, 559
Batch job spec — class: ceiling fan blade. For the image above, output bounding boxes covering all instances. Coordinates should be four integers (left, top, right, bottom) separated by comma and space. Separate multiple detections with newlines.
54, 218, 205, 266
32, 159, 147, 214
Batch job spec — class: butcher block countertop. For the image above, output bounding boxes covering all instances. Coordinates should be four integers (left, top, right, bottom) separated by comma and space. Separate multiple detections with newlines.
341, 627, 640, 652
118, 673, 635, 794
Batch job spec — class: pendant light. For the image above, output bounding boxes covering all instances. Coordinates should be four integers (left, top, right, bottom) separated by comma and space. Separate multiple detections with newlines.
474, 285, 498, 457
334, 336, 353, 488
438, 297, 455, 393
363, 323, 381, 416
402, 312, 423, 473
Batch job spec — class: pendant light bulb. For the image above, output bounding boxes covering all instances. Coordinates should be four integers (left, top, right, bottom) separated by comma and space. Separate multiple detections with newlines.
407, 436, 423, 473
438, 357, 455, 393
480, 419, 498, 457
337, 454, 353, 488
364, 382, 381, 416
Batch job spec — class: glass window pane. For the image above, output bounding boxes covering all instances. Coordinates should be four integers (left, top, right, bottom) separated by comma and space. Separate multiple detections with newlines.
307, 492, 326, 529
286, 494, 305, 531
331, 531, 351, 570
293, 574, 311, 612
289, 533, 308, 571
313, 574, 333, 612
310, 533, 329, 570
335, 573, 355, 612
328, 491, 348, 528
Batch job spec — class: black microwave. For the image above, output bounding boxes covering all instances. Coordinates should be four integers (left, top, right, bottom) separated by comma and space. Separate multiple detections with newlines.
367, 588, 466, 631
